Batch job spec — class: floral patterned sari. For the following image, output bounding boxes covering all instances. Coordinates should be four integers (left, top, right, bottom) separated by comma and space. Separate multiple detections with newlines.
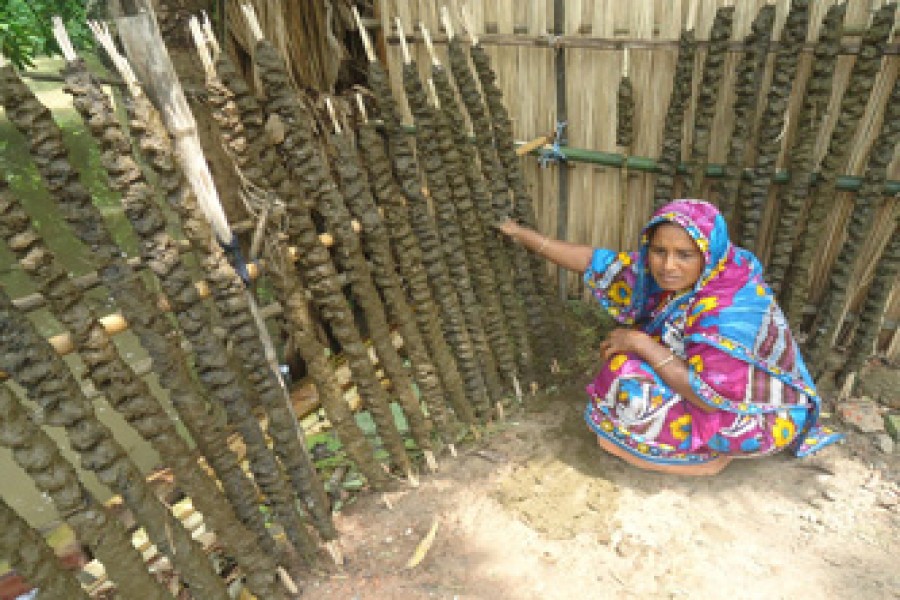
584, 200, 841, 464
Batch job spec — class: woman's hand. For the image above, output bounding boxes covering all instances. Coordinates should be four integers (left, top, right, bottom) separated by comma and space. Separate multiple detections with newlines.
495, 218, 519, 239
599, 328, 650, 361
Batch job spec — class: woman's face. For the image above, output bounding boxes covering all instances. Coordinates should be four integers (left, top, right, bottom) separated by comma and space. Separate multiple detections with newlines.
647, 223, 705, 292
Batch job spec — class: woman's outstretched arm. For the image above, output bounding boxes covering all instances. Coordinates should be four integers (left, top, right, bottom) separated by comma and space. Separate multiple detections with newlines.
498, 219, 594, 273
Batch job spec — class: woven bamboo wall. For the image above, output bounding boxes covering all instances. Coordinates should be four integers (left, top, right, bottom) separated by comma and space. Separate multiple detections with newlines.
378, 0, 899, 357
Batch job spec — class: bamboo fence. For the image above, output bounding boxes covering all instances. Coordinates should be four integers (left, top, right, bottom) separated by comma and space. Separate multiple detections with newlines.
375, 0, 899, 359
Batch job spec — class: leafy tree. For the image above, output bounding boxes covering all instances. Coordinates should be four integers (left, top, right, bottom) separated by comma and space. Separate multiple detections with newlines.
0, 0, 95, 68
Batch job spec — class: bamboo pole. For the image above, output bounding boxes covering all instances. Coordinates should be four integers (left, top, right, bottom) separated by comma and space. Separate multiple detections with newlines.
245, 3, 415, 482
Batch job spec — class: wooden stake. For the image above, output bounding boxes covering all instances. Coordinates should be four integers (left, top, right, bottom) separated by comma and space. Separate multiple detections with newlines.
351, 5, 377, 63
355, 92, 369, 123
459, 3, 479, 46
448, 444, 458, 458
397, 18, 412, 65
424, 450, 438, 473
324, 96, 342, 134
240, 2, 264, 44
276, 566, 299, 594
622, 47, 629, 78
324, 540, 345, 566
200, 11, 220, 58
187, 16, 216, 83
51, 16, 77, 62
427, 77, 441, 109
420, 23, 440, 66
440, 6, 455, 41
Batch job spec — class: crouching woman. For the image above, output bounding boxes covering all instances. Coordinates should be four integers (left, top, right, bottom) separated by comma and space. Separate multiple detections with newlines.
499, 200, 841, 476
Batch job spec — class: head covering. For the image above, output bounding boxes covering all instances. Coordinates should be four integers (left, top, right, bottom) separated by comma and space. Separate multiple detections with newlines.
585, 199, 817, 414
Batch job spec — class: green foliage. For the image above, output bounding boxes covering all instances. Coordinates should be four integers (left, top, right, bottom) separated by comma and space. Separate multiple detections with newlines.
0, 0, 94, 69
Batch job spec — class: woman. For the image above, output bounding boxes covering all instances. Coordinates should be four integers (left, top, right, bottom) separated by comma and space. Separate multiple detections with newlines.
500, 200, 841, 476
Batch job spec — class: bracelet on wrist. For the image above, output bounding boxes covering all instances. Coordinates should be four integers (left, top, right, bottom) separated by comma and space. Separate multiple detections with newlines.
537, 236, 550, 255
652, 352, 676, 370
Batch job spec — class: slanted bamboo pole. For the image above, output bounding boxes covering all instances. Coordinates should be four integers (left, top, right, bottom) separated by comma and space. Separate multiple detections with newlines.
0, 171, 284, 599
198, 28, 389, 492
243, 4, 413, 482
808, 75, 900, 376
355, 113, 475, 438
784, 4, 896, 329
57, 22, 313, 563
0, 384, 173, 600
0, 496, 90, 600
444, 12, 534, 382
0, 277, 226, 598
718, 5, 776, 222
0, 54, 280, 567
837, 218, 900, 385
464, 13, 564, 370
736, 0, 810, 252
400, 23, 501, 418
326, 100, 447, 468
767, 3, 846, 296
112, 20, 334, 556
357, 9, 485, 426
422, 23, 517, 391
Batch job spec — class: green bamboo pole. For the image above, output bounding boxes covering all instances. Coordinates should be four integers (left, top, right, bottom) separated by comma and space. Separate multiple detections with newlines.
688, 6, 734, 196
766, 3, 846, 296
784, 4, 896, 329
718, 5, 775, 222
737, 0, 810, 251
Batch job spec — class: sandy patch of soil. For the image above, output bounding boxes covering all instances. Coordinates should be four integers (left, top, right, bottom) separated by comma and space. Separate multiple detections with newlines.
303, 375, 900, 600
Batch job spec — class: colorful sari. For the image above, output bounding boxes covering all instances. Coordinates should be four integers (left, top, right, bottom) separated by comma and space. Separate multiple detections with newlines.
583, 200, 841, 465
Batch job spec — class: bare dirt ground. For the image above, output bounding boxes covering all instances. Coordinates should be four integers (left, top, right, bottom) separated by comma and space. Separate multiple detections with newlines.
305, 369, 900, 600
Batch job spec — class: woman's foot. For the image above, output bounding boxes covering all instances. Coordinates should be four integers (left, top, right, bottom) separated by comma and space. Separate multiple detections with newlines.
597, 436, 731, 476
